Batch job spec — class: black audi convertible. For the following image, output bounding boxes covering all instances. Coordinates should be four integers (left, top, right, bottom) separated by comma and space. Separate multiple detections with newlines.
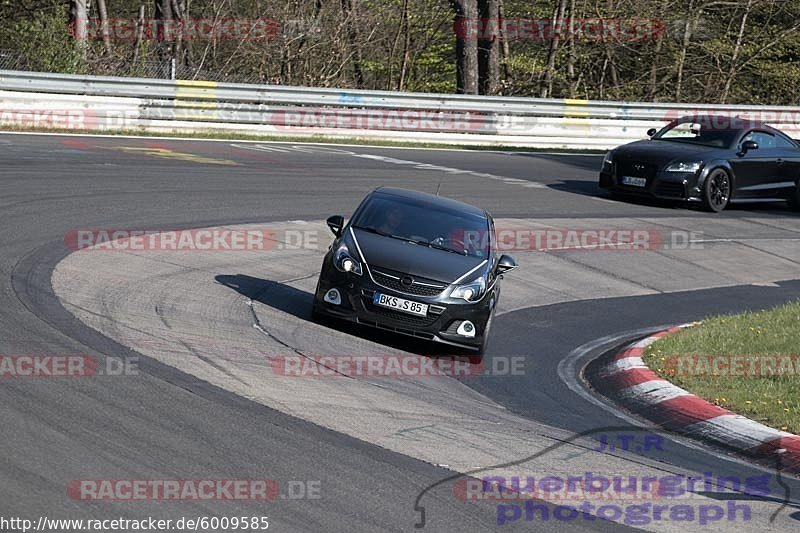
599, 115, 800, 212
312, 187, 517, 356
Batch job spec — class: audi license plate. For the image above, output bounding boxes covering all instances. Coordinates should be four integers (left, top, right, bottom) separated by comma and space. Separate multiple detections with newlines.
373, 292, 428, 317
621, 176, 647, 187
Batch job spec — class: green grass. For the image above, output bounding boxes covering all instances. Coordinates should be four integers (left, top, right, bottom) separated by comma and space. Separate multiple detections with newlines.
0, 125, 606, 153
643, 301, 800, 434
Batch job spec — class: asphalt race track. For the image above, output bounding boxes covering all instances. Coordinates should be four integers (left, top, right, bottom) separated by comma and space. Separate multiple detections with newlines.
3, 132, 800, 532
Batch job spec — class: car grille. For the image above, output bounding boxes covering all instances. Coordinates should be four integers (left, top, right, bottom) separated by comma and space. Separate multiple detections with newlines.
654, 181, 687, 198
372, 269, 446, 297
617, 161, 658, 181
361, 299, 440, 327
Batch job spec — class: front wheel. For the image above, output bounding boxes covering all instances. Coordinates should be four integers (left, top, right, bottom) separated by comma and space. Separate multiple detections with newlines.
476, 312, 494, 358
310, 277, 324, 321
702, 169, 731, 213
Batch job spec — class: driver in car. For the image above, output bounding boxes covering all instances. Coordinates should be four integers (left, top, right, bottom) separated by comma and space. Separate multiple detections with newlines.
377, 206, 406, 236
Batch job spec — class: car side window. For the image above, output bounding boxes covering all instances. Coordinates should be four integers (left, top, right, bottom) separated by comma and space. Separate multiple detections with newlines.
743, 131, 776, 149
775, 134, 796, 149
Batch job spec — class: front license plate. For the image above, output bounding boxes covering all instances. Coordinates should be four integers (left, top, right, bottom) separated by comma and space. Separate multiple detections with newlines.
373, 292, 428, 317
621, 176, 647, 187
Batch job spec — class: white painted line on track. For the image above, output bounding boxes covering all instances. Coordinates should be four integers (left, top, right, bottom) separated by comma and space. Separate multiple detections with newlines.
0, 129, 600, 155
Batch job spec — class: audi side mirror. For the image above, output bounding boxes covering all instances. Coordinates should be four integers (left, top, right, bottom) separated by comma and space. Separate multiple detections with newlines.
739, 140, 758, 155
742, 140, 758, 151
495, 254, 517, 275
326, 215, 344, 237
647, 128, 657, 137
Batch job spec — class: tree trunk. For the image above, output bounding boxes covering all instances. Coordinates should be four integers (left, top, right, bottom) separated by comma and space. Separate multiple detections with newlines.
648, 0, 670, 100
720, 0, 753, 104
341, 0, 365, 88
170, 0, 185, 72
497, 0, 511, 84
675, 2, 699, 102
133, 5, 146, 65
540, 0, 568, 98
398, 0, 411, 91
453, 0, 479, 94
96, 0, 112, 56
154, 0, 174, 66
478, 0, 499, 95
69, 0, 89, 60
566, 0, 577, 98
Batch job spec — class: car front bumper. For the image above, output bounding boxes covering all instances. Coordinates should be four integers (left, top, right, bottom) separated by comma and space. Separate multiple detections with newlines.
599, 165, 703, 202
313, 264, 492, 351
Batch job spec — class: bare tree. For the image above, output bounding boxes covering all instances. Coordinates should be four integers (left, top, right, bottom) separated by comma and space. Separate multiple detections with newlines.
341, 0, 365, 88
452, 0, 479, 94
96, 0, 112, 55
154, 0, 174, 64
478, 0, 499, 95
720, 0, 754, 103
69, 0, 89, 59
133, 5, 146, 65
540, 0, 568, 98
497, 0, 511, 85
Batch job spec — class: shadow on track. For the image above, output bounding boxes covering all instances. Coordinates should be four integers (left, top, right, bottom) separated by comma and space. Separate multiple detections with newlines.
215, 273, 469, 357
547, 180, 799, 216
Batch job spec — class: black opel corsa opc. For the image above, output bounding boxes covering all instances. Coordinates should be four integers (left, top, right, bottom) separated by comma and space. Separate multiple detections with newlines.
312, 187, 517, 356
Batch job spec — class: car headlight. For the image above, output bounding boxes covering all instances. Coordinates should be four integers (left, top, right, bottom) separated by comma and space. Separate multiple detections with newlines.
666, 161, 702, 173
450, 276, 486, 302
334, 243, 362, 275
602, 151, 613, 168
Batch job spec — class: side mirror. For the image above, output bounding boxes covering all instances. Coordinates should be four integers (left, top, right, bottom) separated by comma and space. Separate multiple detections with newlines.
326, 215, 344, 237
495, 254, 517, 275
740, 140, 758, 154
647, 128, 657, 137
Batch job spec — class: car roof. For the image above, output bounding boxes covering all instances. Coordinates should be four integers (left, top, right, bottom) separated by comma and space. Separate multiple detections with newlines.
371, 187, 488, 218
672, 114, 784, 135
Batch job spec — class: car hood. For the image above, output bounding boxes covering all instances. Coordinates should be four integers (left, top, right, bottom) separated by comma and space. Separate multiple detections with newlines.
614, 140, 717, 166
351, 228, 486, 284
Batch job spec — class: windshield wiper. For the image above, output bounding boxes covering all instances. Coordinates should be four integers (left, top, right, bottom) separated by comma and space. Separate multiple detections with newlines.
427, 241, 467, 255
352, 225, 391, 237
353, 225, 420, 245
353, 226, 466, 255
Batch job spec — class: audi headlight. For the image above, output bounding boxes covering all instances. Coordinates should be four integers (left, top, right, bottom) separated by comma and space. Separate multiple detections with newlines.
334, 243, 362, 275
666, 161, 702, 173
450, 277, 486, 302
602, 151, 614, 168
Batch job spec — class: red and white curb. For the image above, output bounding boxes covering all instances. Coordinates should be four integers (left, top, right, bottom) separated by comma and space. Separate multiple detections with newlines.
598, 325, 800, 472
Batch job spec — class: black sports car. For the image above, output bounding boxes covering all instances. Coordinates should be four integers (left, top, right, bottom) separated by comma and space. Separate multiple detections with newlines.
599, 115, 800, 212
312, 187, 517, 356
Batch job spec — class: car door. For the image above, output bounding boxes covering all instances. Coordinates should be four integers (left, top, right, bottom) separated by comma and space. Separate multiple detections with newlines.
772, 133, 800, 195
729, 130, 781, 199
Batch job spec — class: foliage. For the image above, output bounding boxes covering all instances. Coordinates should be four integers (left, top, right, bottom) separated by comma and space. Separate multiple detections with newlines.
0, 0, 798, 104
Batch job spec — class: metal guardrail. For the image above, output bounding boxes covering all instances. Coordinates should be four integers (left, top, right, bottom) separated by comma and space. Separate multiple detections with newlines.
1, 69, 799, 149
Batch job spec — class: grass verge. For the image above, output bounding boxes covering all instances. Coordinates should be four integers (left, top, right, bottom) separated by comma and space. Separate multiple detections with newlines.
643, 301, 800, 434
0, 125, 606, 153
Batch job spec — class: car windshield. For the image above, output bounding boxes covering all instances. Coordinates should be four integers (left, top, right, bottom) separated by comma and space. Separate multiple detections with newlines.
654, 120, 740, 148
351, 195, 490, 258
